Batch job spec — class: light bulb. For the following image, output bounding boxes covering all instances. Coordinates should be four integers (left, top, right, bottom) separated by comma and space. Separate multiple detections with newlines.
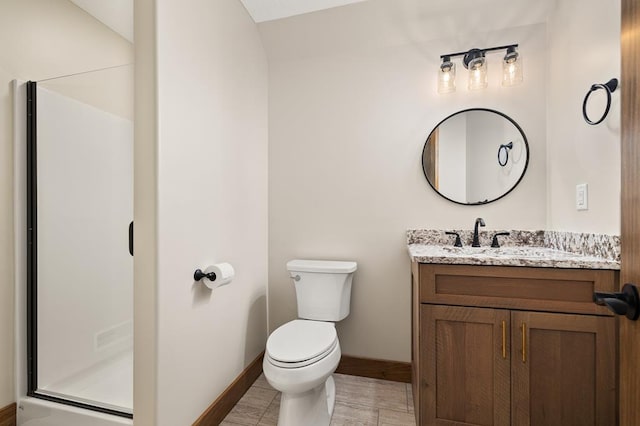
468, 57, 487, 90
502, 47, 523, 86
438, 58, 456, 94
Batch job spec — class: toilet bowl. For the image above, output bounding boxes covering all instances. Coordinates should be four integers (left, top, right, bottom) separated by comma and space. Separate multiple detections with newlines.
263, 259, 357, 426
263, 320, 341, 426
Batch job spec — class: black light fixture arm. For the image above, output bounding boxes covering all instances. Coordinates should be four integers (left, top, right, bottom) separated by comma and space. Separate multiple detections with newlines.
440, 44, 519, 61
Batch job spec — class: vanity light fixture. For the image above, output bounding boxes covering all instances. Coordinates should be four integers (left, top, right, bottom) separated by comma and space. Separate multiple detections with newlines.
438, 44, 522, 93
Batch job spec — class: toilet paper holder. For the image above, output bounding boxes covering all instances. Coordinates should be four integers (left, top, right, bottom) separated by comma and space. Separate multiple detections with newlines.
194, 269, 216, 282
194, 263, 235, 289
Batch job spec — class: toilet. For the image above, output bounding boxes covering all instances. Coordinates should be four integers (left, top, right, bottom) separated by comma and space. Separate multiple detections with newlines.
263, 259, 357, 426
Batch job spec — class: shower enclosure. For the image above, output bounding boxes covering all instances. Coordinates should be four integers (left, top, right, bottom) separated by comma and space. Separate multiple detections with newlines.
16, 65, 133, 421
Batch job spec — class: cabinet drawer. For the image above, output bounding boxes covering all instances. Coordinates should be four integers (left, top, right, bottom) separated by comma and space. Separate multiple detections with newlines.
419, 263, 617, 315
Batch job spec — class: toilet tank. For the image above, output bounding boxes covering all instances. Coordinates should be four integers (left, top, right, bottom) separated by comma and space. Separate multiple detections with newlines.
287, 259, 357, 322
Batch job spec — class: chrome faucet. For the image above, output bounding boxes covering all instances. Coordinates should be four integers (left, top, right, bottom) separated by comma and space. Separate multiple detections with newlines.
472, 218, 486, 247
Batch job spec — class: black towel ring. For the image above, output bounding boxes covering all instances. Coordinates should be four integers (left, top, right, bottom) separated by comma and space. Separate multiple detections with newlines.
582, 78, 618, 125
497, 142, 513, 167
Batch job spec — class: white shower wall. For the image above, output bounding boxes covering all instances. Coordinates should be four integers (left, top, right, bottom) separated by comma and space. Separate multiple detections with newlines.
35, 86, 133, 405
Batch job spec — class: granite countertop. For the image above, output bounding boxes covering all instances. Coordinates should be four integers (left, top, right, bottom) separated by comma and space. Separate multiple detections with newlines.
407, 229, 620, 270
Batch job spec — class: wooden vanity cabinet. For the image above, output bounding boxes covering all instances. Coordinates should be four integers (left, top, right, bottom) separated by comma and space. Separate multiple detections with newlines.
411, 263, 618, 426
421, 304, 510, 425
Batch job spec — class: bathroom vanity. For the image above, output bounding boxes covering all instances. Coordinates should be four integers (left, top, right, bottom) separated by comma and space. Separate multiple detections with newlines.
408, 230, 620, 426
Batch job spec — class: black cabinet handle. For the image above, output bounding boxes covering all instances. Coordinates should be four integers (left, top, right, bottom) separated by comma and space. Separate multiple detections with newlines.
594, 283, 639, 320
491, 232, 511, 248
128, 221, 134, 256
445, 231, 462, 247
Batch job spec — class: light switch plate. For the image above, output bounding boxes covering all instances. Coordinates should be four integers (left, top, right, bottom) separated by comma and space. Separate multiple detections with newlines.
576, 183, 588, 211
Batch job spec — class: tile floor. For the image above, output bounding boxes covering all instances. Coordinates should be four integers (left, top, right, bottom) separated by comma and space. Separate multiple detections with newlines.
221, 373, 416, 426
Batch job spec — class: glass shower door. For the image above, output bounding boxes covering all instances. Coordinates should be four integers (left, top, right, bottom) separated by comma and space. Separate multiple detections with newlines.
27, 65, 133, 417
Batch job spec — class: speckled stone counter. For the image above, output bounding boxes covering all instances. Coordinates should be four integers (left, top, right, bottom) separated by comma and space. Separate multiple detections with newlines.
407, 229, 620, 270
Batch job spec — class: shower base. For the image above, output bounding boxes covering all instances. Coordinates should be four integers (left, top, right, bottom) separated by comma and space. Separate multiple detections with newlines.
40, 350, 133, 412
19, 350, 133, 425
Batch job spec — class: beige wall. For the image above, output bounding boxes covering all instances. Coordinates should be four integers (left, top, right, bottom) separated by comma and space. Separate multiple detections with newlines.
133, 0, 157, 422
261, 1, 551, 362
1, 0, 132, 408
262, 0, 621, 363
0, 65, 15, 412
546, 0, 621, 234
140, 0, 269, 424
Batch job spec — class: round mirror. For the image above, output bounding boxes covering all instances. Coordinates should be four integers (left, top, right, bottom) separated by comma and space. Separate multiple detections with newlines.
422, 108, 529, 205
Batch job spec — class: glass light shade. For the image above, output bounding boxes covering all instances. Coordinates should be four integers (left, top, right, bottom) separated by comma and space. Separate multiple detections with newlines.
438, 61, 456, 94
502, 53, 523, 86
468, 57, 487, 90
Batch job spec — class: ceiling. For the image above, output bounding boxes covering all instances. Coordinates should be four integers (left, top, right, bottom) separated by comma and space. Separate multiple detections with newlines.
69, 0, 133, 41
68, 0, 368, 39
68, 0, 550, 41
239, 0, 369, 23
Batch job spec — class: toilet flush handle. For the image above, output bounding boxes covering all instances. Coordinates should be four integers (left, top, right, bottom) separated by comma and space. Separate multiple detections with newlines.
292, 275, 301, 282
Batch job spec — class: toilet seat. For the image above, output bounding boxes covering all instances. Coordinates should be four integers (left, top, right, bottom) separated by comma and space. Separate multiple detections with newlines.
266, 320, 338, 368
267, 339, 338, 369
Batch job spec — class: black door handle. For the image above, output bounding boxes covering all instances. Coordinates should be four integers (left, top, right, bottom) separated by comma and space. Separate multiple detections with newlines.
594, 283, 639, 320
128, 221, 134, 256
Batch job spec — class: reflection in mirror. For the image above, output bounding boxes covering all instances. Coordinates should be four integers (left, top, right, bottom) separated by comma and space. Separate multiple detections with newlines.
422, 108, 529, 205
498, 142, 513, 166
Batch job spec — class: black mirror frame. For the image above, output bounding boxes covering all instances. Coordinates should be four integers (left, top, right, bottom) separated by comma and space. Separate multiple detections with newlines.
421, 108, 530, 206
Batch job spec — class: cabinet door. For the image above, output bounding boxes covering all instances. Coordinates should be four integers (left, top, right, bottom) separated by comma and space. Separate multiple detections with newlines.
511, 312, 617, 426
421, 305, 510, 426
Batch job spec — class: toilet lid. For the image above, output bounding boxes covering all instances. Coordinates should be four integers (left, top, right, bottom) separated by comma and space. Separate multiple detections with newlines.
266, 320, 337, 365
